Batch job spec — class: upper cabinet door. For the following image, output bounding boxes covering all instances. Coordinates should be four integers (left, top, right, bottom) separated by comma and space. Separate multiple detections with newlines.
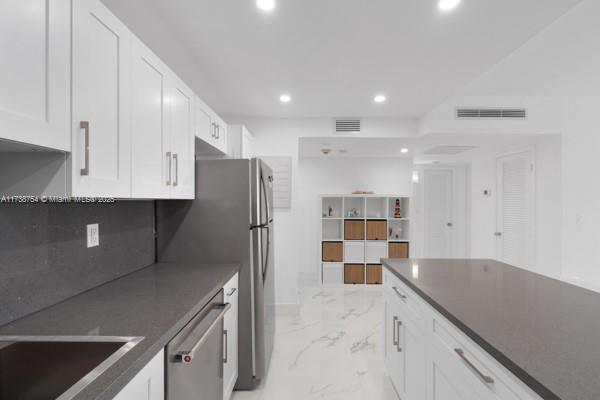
168, 75, 195, 199
72, 0, 132, 197
194, 96, 213, 145
0, 0, 71, 151
131, 39, 170, 199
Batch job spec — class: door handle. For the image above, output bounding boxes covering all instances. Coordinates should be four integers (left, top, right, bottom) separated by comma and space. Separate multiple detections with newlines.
175, 303, 231, 364
173, 153, 179, 187
223, 329, 228, 364
166, 152, 172, 186
494, 232, 502, 237
80, 121, 90, 176
395, 320, 403, 352
454, 348, 495, 386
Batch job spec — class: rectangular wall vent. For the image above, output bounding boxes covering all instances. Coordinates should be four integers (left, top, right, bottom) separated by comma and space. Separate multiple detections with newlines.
456, 108, 527, 120
334, 118, 361, 133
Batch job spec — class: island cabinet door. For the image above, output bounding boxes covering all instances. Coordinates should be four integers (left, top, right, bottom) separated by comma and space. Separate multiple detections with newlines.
384, 291, 405, 395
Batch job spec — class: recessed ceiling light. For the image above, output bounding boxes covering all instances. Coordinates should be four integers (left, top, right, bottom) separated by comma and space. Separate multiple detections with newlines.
279, 94, 291, 103
374, 95, 386, 103
257, 0, 275, 12
438, 0, 461, 11
401, 148, 409, 154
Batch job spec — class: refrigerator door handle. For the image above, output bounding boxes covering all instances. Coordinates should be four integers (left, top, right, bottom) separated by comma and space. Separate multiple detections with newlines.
262, 225, 270, 284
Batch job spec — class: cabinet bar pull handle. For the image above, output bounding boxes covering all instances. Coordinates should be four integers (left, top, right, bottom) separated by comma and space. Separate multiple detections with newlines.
223, 329, 228, 363
454, 348, 495, 385
392, 316, 399, 346
173, 153, 179, 187
80, 121, 90, 176
392, 286, 407, 301
396, 320, 403, 352
166, 152, 172, 186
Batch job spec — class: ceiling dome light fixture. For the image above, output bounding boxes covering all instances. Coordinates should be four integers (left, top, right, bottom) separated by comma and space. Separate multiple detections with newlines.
257, 0, 275, 12
401, 148, 409, 154
438, 0, 461, 11
374, 94, 386, 103
279, 94, 291, 103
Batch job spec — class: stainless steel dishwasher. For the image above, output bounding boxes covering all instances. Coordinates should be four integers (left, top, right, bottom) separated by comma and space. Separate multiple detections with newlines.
167, 290, 230, 400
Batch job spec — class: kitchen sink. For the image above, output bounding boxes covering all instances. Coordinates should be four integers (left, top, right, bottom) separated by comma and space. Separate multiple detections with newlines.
0, 336, 143, 400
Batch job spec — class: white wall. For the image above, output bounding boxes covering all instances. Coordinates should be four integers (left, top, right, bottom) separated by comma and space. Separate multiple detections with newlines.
298, 157, 413, 284
230, 118, 417, 304
418, 0, 600, 289
561, 98, 600, 289
466, 136, 563, 278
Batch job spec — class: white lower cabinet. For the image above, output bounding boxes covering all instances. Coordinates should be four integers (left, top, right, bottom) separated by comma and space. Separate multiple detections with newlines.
223, 273, 239, 400
112, 349, 164, 400
383, 268, 542, 400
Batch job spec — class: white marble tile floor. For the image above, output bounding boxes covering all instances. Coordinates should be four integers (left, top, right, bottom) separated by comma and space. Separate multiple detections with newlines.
232, 286, 399, 400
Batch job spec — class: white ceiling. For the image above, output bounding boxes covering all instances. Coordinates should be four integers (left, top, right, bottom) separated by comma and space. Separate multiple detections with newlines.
298, 133, 554, 162
107, 0, 583, 119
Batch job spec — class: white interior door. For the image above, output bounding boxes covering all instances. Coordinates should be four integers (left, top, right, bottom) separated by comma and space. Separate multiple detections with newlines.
424, 170, 453, 258
496, 151, 535, 268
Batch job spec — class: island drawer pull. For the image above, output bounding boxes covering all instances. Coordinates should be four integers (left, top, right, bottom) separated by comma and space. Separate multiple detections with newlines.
392, 286, 407, 301
454, 348, 494, 386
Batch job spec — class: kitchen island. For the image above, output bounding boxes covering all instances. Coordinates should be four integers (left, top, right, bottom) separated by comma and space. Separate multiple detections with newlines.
382, 258, 600, 400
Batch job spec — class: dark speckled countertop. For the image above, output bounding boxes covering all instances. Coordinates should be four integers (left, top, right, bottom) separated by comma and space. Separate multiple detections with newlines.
382, 258, 600, 400
0, 262, 239, 400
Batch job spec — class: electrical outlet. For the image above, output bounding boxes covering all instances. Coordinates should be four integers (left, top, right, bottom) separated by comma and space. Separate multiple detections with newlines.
87, 223, 99, 248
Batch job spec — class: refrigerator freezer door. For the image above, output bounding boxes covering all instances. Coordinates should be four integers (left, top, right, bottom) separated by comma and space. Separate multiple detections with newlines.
250, 159, 276, 381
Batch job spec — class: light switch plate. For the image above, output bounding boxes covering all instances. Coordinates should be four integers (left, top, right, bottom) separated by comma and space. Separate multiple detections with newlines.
87, 223, 99, 248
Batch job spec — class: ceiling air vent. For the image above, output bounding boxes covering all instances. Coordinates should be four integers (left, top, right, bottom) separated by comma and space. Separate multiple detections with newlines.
456, 108, 527, 120
334, 119, 361, 133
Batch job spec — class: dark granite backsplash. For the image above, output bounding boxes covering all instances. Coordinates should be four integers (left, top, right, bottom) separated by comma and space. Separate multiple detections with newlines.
0, 201, 155, 326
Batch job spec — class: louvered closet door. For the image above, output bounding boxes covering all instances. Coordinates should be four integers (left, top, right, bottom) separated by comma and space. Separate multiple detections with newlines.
496, 151, 534, 269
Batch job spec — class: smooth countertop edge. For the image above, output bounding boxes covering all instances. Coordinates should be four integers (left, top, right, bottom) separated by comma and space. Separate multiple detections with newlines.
381, 259, 559, 400
97, 263, 240, 400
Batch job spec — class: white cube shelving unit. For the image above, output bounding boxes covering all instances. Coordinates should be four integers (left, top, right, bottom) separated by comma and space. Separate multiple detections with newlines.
319, 194, 411, 285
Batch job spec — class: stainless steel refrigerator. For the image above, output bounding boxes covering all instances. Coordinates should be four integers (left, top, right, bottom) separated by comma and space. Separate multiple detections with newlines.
156, 158, 275, 390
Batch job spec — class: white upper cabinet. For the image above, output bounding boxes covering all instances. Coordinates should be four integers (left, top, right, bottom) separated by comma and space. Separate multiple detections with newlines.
168, 75, 195, 199
131, 39, 170, 199
195, 96, 228, 155
72, 0, 132, 197
228, 125, 254, 159
0, 0, 71, 151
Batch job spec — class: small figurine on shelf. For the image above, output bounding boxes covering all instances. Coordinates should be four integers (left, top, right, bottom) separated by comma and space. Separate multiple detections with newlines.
394, 199, 402, 218
328, 206, 333, 217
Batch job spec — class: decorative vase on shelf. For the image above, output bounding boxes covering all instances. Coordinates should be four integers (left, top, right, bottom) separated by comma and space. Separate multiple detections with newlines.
394, 199, 401, 218
328, 206, 333, 217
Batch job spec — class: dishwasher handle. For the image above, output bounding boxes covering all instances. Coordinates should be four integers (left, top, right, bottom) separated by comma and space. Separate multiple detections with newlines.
175, 303, 231, 364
